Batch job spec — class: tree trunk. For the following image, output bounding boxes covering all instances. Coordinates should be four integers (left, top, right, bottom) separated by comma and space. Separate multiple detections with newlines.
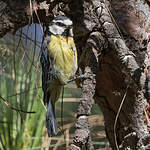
1, 0, 150, 149
67, 0, 150, 149
93, 0, 150, 149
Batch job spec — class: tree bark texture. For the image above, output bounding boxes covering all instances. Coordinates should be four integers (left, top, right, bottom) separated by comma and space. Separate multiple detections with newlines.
71, 32, 99, 150
1, 0, 150, 149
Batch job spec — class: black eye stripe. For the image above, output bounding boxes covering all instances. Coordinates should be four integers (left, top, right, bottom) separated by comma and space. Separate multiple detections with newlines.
55, 22, 66, 27
52, 21, 73, 27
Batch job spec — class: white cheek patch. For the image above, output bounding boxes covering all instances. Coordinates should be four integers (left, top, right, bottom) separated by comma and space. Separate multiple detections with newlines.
49, 25, 65, 35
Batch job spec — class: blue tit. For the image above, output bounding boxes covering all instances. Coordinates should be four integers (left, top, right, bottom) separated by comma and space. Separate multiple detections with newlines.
40, 16, 78, 137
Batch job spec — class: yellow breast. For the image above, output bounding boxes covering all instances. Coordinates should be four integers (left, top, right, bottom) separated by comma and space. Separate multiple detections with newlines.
48, 35, 77, 83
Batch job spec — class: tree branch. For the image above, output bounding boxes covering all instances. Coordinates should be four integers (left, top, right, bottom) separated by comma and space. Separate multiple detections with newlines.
0, 0, 60, 37
71, 31, 100, 150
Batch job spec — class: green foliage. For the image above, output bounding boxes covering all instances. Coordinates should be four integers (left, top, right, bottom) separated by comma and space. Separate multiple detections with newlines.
0, 37, 45, 150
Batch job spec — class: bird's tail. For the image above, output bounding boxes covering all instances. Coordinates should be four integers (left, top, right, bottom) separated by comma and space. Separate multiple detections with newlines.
46, 100, 58, 137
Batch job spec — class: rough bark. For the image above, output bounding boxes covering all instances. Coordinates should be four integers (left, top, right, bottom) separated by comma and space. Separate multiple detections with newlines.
71, 32, 99, 150
1, 0, 150, 149
93, 0, 150, 149
0, 0, 58, 37
68, 0, 150, 149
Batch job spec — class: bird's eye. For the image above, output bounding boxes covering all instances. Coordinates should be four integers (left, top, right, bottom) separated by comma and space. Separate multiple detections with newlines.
56, 22, 66, 27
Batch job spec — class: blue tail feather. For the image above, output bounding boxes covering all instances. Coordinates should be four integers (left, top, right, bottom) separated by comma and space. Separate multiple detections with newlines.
46, 100, 58, 137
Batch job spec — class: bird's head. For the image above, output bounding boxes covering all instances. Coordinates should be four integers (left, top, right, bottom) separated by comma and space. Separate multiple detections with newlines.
48, 16, 73, 37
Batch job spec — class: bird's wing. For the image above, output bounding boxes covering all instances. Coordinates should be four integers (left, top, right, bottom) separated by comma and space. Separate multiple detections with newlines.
40, 36, 51, 105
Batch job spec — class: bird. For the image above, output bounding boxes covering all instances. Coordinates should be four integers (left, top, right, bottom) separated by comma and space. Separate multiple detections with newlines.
40, 16, 78, 137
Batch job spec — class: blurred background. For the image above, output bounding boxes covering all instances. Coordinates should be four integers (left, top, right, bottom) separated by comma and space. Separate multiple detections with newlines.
0, 24, 109, 150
